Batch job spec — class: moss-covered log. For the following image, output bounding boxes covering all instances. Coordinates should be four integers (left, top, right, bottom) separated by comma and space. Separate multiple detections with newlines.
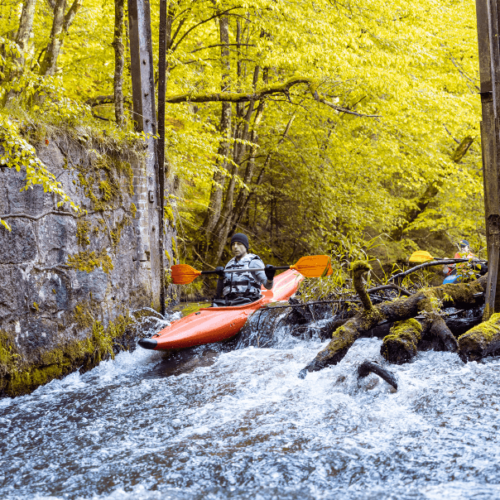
381, 319, 422, 364
458, 313, 500, 362
299, 261, 486, 378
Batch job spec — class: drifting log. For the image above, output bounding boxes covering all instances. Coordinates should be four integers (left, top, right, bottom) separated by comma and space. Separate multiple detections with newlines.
458, 312, 500, 362
358, 360, 398, 390
299, 261, 487, 378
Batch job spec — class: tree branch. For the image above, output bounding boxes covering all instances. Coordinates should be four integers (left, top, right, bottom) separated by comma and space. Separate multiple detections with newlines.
165, 77, 381, 118
171, 7, 241, 53
190, 43, 255, 54
85, 94, 132, 107
62, 0, 80, 32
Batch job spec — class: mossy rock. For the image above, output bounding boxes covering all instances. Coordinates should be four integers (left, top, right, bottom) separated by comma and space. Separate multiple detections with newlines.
0, 307, 135, 398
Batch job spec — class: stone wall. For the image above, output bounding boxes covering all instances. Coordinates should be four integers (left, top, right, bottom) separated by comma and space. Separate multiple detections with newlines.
0, 135, 177, 396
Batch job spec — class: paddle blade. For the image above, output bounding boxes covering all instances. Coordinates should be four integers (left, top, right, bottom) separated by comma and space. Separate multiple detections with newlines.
171, 264, 202, 285
409, 251, 434, 264
291, 255, 333, 278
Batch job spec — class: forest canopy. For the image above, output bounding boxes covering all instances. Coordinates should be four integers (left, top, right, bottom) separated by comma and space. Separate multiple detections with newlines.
0, 0, 484, 269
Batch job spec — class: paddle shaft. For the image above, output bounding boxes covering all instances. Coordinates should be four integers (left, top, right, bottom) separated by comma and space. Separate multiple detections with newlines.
390, 258, 487, 282
201, 265, 290, 276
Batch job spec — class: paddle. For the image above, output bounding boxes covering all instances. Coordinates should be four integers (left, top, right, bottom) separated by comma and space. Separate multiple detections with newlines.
390, 251, 488, 283
409, 250, 442, 263
171, 255, 333, 285
409, 250, 487, 264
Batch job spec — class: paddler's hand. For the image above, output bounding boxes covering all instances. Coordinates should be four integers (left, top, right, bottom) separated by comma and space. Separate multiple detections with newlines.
265, 265, 276, 281
215, 266, 225, 278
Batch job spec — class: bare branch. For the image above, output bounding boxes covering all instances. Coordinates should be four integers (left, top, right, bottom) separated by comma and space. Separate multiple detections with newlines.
190, 43, 255, 54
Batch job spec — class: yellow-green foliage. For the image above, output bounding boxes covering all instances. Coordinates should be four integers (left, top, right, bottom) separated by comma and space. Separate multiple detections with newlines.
384, 319, 422, 346
329, 323, 357, 352
0, 331, 18, 379
164, 203, 175, 225
130, 203, 137, 218
419, 281, 482, 314
117, 160, 134, 195
165, 249, 172, 265
76, 220, 91, 247
458, 313, 500, 362
0, 115, 79, 232
173, 302, 211, 317
165, 268, 172, 284
99, 180, 112, 201
0, 0, 487, 279
66, 249, 114, 274
172, 239, 179, 263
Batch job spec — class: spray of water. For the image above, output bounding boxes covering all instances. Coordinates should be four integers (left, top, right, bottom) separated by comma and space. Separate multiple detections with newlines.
2, 310, 500, 500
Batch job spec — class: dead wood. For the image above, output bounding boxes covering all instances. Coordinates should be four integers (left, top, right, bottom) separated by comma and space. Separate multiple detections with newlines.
458, 312, 500, 362
299, 261, 487, 378
358, 360, 398, 390
381, 319, 422, 364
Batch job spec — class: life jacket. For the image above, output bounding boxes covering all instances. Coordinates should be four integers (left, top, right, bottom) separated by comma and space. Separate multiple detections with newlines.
222, 253, 263, 298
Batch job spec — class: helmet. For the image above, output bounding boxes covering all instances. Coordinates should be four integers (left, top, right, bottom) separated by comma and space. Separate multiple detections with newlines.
459, 240, 470, 249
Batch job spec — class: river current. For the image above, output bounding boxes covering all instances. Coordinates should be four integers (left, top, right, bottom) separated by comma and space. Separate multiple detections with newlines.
2, 311, 500, 500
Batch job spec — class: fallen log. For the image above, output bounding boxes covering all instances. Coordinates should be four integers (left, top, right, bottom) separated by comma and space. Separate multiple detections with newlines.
381, 319, 422, 364
299, 261, 487, 378
358, 360, 398, 390
458, 312, 500, 362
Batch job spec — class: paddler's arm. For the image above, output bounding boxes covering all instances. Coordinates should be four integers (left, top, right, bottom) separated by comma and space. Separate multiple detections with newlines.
248, 259, 274, 290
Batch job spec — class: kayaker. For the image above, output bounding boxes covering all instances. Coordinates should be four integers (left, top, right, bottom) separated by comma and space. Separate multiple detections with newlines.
212, 233, 276, 306
443, 239, 483, 281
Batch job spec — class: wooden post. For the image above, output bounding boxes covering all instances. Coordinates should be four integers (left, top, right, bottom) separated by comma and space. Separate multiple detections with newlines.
128, 0, 164, 312
476, 0, 500, 319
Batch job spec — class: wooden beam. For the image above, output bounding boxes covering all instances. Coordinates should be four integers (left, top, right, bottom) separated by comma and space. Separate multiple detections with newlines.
476, 0, 500, 318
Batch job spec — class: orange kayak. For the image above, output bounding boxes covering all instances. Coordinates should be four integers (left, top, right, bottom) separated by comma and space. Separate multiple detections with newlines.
138, 269, 303, 351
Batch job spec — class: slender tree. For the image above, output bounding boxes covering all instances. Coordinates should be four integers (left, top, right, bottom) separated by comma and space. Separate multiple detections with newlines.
112, 0, 125, 126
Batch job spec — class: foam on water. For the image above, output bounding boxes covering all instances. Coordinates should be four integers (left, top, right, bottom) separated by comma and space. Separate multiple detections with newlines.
2, 331, 500, 500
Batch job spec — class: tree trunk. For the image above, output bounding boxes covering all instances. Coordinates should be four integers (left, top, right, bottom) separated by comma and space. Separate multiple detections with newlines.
231, 112, 295, 233
39, 0, 81, 76
2, 0, 38, 101
202, 14, 232, 259
16, 0, 38, 54
209, 66, 260, 262
113, 0, 125, 126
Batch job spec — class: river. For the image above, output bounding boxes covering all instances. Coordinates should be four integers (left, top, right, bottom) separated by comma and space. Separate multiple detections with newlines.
1, 311, 500, 499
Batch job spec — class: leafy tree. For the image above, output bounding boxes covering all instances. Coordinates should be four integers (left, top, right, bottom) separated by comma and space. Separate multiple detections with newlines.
0, 0, 484, 272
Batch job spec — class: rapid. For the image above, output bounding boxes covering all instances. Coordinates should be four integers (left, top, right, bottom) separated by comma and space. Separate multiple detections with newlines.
2, 309, 500, 500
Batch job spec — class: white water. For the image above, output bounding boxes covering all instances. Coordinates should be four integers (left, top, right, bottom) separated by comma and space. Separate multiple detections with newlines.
2, 328, 500, 499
